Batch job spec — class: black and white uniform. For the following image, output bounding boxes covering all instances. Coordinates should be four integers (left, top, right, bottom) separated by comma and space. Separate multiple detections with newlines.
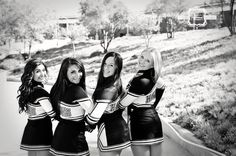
86, 79, 130, 152
50, 84, 93, 156
20, 80, 56, 151
119, 68, 165, 146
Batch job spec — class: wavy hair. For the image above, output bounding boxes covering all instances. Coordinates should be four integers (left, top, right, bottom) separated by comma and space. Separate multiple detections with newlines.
17, 58, 48, 113
50, 57, 86, 114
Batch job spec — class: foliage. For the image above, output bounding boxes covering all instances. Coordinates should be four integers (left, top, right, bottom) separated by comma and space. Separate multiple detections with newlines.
0, 0, 23, 44
0, 0, 57, 57
145, 0, 188, 15
173, 85, 236, 154
128, 13, 158, 47
79, 0, 128, 53
66, 24, 89, 53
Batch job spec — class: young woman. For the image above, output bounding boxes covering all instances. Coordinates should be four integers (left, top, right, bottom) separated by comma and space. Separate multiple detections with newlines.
17, 58, 56, 156
86, 52, 130, 156
50, 57, 93, 156
118, 47, 165, 156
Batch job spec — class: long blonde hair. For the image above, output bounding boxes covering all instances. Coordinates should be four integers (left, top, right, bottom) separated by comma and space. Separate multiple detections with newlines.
141, 47, 162, 81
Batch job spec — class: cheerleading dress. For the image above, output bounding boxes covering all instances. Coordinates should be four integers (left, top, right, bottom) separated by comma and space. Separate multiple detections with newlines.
119, 68, 165, 146
50, 84, 93, 156
20, 80, 56, 151
86, 78, 130, 152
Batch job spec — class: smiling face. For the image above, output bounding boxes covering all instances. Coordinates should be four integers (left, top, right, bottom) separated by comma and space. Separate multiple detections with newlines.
67, 65, 83, 84
138, 51, 154, 71
33, 64, 48, 83
103, 56, 116, 78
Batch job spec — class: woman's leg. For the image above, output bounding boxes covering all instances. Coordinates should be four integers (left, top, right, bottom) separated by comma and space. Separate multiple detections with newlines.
29, 150, 51, 156
28, 151, 36, 156
131, 145, 150, 156
150, 143, 162, 156
99, 150, 122, 156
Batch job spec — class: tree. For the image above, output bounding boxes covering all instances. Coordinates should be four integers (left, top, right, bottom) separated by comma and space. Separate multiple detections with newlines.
66, 24, 89, 54
209, 0, 235, 35
145, 0, 187, 38
79, 0, 128, 53
17, 4, 49, 58
229, 0, 235, 35
128, 13, 158, 48
0, 0, 23, 48
0, 0, 56, 59
145, 0, 187, 15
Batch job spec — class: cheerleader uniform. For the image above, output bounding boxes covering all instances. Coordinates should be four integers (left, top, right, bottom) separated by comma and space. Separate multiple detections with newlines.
20, 80, 56, 151
119, 68, 165, 146
50, 84, 93, 156
86, 78, 130, 152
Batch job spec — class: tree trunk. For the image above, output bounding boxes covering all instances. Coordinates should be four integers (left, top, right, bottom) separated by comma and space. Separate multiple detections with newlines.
229, 0, 235, 35
95, 29, 99, 40
8, 39, 11, 51
72, 41, 76, 53
220, 0, 225, 27
28, 40, 32, 59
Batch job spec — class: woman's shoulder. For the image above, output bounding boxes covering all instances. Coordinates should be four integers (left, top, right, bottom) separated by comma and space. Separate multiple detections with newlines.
32, 86, 49, 97
129, 75, 154, 95
131, 75, 153, 88
94, 85, 118, 101
69, 85, 87, 98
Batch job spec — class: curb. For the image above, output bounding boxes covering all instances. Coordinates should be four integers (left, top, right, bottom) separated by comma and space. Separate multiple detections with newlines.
161, 117, 225, 156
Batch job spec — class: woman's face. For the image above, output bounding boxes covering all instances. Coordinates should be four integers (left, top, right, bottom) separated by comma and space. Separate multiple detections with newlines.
33, 64, 47, 83
103, 56, 115, 78
138, 51, 154, 70
67, 65, 83, 84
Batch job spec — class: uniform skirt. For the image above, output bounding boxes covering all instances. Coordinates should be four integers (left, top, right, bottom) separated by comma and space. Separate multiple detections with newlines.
129, 107, 163, 146
20, 116, 53, 151
50, 119, 89, 156
97, 110, 130, 152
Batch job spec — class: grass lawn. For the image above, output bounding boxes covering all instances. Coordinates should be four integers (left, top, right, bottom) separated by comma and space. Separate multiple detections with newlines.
1, 27, 235, 155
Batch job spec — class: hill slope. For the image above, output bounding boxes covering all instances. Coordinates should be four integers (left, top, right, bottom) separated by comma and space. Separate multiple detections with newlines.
1, 27, 235, 155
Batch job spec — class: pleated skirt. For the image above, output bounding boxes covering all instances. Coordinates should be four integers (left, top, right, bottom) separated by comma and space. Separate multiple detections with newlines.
97, 110, 130, 152
50, 119, 89, 156
20, 116, 53, 151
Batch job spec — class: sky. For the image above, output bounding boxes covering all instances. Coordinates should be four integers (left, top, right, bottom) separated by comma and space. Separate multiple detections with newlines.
16, 0, 208, 17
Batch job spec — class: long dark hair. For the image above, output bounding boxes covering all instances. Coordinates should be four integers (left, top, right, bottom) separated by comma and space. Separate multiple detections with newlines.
50, 57, 86, 113
93, 52, 123, 99
17, 58, 48, 113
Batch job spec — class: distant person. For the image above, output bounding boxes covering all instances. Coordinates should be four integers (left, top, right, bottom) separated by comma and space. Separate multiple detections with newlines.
86, 52, 130, 156
17, 58, 56, 156
50, 57, 93, 156
119, 47, 165, 156
166, 18, 174, 38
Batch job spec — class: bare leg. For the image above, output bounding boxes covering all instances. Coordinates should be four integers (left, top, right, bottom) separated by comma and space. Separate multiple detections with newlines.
28, 150, 51, 156
150, 143, 162, 156
28, 151, 36, 156
99, 150, 122, 156
131, 145, 150, 156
